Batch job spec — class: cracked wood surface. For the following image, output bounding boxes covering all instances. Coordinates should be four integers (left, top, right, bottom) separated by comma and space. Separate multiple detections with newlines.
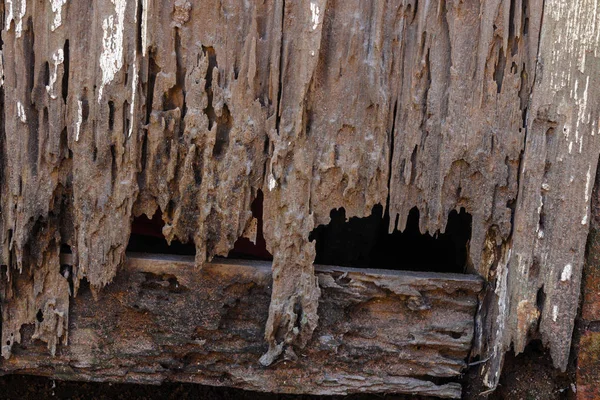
0, 0, 598, 394
0, 253, 482, 398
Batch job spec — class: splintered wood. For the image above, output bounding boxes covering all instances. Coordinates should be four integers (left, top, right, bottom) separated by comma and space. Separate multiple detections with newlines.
1, 0, 599, 395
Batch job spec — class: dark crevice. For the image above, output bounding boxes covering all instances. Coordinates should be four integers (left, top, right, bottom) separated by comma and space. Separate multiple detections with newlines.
25, 18, 35, 95
145, 49, 159, 124
530, 256, 541, 282
42, 107, 49, 146
522, 0, 530, 35
43, 62, 50, 87
494, 46, 506, 94
23, 18, 38, 175
36, 310, 43, 323
538, 201, 546, 234
304, 107, 313, 137
59, 127, 69, 160
536, 285, 546, 317
508, 0, 518, 56
162, 29, 185, 116
61, 40, 69, 103
110, 144, 117, 184
386, 99, 398, 211
263, 134, 270, 155
81, 98, 89, 122
212, 104, 232, 158
136, 0, 143, 54
233, 61, 239, 81
202, 45, 218, 130
293, 301, 303, 331
123, 100, 130, 137
192, 145, 203, 185
174, 28, 187, 137
309, 205, 472, 273
506, 164, 519, 235
410, 375, 457, 387
421, 47, 431, 125
108, 101, 115, 131
127, 210, 196, 256
0, 84, 4, 273
412, 0, 419, 23
518, 64, 529, 128
409, 145, 418, 185
138, 130, 149, 191
275, 0, 285, 133
162, 85, 183, 112
228, 190, 273, 261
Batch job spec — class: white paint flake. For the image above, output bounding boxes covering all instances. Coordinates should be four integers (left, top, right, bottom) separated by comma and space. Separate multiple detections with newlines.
141, 0, 148, 56
552, 305, 559, 322
98, 0, 127, 102
46, 49, 64, 99
129, 62, 137, 137
128, 0, 139, 137
584, 165, 592, 202
75, 100, 83, 141
16, 101, 26, 123
582, 165, 592, 225
561, 264, 572, 281
49, 0, 67, 31
309, 2, 321, 31
268, 173, 277, 191
6, 0, 27, 38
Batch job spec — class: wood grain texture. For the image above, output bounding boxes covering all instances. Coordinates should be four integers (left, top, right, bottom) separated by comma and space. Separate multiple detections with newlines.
0, 0, 598, 394
479, 0, 600, 387
0, 254, 483, 398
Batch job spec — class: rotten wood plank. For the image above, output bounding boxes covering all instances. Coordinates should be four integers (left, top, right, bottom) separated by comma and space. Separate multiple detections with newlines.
0, 253, 483, 398
479, 0, 600, 388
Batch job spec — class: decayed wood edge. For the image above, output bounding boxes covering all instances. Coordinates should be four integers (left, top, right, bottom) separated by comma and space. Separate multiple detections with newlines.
126, 252, 484, 281
479, 0, 600, 389
0, 0, 545, 375
1, 253, 483, 398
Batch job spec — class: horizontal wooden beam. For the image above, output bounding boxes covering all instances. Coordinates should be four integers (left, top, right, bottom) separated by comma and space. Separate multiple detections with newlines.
1, 253, 483, 398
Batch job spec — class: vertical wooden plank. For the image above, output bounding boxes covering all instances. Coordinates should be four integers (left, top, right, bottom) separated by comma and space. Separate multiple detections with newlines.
481, 0, 600, 388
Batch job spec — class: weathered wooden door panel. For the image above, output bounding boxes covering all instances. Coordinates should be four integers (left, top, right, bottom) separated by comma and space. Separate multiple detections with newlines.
1, 253, 482, 398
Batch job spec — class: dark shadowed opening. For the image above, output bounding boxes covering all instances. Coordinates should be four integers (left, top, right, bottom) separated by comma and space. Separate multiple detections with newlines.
309, 205, 472, 273
228, 190, 273, 261
127, 211, 196, 256
126, 190, 272, 261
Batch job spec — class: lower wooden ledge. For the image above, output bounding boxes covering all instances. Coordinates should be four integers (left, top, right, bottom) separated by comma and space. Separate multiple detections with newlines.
0, 253, 483, 398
